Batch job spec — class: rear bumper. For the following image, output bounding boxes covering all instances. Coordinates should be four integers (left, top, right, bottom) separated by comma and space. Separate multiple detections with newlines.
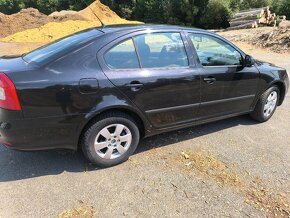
0, 108, 81, 151
0, 108, 23, 147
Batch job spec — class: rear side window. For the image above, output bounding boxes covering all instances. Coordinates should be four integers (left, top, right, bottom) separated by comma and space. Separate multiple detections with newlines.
23, 29, 102, 65
133, 33, 189, 68
189, 33, 242, 66
104, 39, 140, 69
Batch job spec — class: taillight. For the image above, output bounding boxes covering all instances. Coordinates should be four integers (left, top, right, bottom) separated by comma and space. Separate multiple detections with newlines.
0, 73, 21, 111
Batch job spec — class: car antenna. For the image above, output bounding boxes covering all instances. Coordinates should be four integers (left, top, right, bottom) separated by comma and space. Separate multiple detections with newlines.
81, 0, 105, 28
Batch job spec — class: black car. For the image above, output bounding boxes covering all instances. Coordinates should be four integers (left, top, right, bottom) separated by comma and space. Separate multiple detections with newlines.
0, 25, 289, 167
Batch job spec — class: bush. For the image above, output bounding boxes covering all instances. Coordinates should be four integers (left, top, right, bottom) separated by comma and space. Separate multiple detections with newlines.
200, 0, 231, 29
272, 0, 290, 19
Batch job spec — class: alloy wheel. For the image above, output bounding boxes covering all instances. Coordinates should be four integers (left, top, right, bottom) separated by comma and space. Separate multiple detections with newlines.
94, 124, 132, 160
263, 91, 278, 117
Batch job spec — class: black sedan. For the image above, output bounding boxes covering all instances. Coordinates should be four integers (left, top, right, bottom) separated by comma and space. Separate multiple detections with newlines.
0, 25, 289, 167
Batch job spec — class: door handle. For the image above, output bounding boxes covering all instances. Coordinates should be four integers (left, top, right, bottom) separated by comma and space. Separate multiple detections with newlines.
203, 77, 216, 84
126, 81, 143, 92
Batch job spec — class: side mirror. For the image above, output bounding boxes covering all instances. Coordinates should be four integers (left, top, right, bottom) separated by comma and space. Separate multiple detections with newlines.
244, 55, 255, 67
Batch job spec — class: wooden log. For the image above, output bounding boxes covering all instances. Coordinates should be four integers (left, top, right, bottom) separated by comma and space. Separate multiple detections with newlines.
230, 19, 259, 27
227, 22, 257, 30
238, 7, 268, 13
234, 9, 265, 18
230, 14, 261, 22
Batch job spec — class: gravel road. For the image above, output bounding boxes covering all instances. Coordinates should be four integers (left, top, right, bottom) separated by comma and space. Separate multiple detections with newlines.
0, 42, 289, 218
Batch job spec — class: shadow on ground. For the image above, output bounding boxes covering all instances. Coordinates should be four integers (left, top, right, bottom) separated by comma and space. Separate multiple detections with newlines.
0, 115, 257, 182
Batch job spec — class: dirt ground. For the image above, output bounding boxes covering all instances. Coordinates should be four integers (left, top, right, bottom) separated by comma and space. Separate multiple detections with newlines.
219, 23, 290, 54
0, 39, 289, 217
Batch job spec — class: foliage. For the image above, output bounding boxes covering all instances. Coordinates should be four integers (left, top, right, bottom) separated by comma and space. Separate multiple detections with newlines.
240, 0, 272, 10
200, 0, 232, 29
0, 0, 289, 29
272, 0, 290, 19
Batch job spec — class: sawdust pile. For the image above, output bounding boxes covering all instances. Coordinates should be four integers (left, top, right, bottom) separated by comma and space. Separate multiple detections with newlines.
58, 202, 96, 218
1, 20, 101, 43
0, 0, 140, 43
0, 8, 86, 38
78, 1, 128, 24
179, 151, 290, 217
180, 151, 242, 187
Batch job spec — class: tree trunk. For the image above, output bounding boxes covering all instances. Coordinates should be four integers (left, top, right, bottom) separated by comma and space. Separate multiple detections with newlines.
238, 7, 268, 13
234, 9, 265, 18
227, 22, 257, 30
230, 19, 259, 27
231, 14, 260, 22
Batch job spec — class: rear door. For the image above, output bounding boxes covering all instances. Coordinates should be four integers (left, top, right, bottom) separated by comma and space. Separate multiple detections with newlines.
98, 30, 201, 128
186, 32, 259, 119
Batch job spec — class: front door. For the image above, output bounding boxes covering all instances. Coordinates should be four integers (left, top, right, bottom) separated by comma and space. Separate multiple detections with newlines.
187, 32, 259, 120
99, 31, 201, 128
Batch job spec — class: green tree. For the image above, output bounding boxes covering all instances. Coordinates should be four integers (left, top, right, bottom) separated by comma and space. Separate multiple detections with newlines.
0, 0, 22, 14
200, 0, 231, 29
240, 0, 271, 10
272, 0, 290, 18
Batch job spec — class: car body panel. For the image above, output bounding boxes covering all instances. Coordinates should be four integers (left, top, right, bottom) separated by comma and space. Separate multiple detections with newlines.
0, 24, 288, 151
97, 30, 201, 128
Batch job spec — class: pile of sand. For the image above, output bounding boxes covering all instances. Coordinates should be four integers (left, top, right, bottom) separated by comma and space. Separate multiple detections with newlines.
1, 21, 101, 43
78, 1, 128, 24
0, 8, 86, 38
0, 0, 140, 43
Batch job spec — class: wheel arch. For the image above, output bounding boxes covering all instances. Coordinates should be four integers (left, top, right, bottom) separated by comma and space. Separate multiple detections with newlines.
268, 81, 286, 106
76, 106, 150, 150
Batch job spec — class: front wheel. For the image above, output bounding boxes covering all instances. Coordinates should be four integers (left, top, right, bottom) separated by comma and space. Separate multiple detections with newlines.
81, 112, 140, 167
250, 85, 280, 122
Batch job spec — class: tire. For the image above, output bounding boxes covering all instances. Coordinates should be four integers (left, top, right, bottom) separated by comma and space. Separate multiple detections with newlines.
81, 112, 140, 167
250, 85, 280, 122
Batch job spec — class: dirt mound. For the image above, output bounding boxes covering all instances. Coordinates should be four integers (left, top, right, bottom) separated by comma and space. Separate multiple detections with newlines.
1, 20, 101, 43
0, 8, 48, 38
256, 23, 290, 53
220, 24, 290, 53
79, 0, 127, 23
278, 20, 290, 28
0, 0, 141, 43
0, 7, 86, 38
49, 10, 86, 21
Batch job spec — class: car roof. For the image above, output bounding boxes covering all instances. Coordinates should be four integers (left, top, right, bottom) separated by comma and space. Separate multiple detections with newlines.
98, 24, 208, 34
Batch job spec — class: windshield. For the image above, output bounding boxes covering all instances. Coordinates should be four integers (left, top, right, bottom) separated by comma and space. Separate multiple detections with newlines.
23, 29, 102, 65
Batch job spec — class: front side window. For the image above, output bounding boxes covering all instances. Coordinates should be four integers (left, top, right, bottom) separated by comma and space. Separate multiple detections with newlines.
189, 33, 242, 66
133, 32, 189, 68
104, 38, 139, 69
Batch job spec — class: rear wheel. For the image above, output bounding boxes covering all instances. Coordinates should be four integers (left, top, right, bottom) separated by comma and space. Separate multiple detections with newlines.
250, 85, 280, 122
81, 112, 140, 167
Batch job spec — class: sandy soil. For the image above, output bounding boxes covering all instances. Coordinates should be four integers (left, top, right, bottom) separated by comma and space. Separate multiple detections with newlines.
0, 40, 289, 217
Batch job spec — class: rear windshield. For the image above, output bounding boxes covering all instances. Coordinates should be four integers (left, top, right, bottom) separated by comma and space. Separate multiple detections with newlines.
23, 29, 102, 65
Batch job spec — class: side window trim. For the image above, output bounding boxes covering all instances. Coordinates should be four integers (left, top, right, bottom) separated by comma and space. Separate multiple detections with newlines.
132, 37, 143, 68
186, 32, 244, 68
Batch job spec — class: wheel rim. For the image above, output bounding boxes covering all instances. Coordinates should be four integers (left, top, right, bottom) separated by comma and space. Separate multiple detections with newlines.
263, 91, 278, 117
94, 124, 132, 160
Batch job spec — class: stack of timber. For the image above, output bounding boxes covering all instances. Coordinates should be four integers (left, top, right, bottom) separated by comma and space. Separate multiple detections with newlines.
228, 7, 287, 30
